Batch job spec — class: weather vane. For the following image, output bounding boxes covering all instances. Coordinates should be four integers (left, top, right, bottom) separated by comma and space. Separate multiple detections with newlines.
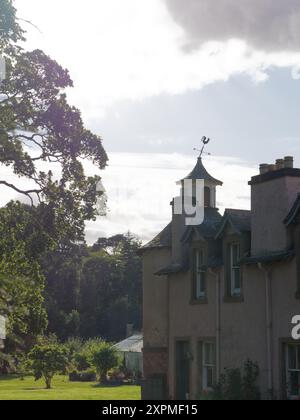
193, 136, 211, 158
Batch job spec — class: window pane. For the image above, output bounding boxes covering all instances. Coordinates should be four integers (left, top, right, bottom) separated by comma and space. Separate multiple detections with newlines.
231, 244, 240, 266
196, 273, 205, 298
204, 343, 214, 365
195, 250, 205, 299
234, 268, 241, 290
289, 372, 300, 397
288, 345, 297, 370
196, 250, 204, 268
206, 367, 214, 388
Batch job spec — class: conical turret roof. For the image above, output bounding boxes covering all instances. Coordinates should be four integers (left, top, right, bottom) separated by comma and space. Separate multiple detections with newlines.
183, 157, 223, 186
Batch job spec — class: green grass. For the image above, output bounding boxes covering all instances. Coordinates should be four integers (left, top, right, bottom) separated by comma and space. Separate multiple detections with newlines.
0, 375, 141, 400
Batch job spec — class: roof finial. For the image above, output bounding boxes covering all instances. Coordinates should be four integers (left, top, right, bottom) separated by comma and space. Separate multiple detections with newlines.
193, 136, 211, 158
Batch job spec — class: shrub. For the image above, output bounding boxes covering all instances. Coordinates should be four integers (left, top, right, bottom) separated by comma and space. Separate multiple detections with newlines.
209, 359, 261, 401
69, 368, 97, 382
90, 342, 120, 384
72, 338, 104, 372
65, 337, 84, 361
28, 342, 68, 389
0, 352, 16, 375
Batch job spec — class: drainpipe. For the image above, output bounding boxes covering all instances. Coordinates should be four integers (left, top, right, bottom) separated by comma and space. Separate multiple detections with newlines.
209, 268, 221, 382
167, 275, 170, 400
258, 263, 273, 397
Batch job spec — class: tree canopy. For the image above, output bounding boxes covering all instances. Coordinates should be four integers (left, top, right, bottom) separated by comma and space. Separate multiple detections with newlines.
0, 0, 108, 241
0, 0, 110, 352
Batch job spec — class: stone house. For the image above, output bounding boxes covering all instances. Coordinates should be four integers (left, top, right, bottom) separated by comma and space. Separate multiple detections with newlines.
140, 155, 300, 400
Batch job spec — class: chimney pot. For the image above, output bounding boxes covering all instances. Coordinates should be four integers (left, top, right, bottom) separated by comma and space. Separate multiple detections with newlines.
268, 164, 276, 172
259, 164, 269, 174
276, 159, 284, 170
284, 156, 294, 169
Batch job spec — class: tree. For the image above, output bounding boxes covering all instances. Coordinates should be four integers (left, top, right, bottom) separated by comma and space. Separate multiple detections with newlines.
0, 1, 108, 350
91, 342, 120, 384
0, 0, 24, 48
0, 1, 108, 243
0, 202, 48, 352
42, 242, 85, 340
28, 342, 68, 389
80, 233, 142, 341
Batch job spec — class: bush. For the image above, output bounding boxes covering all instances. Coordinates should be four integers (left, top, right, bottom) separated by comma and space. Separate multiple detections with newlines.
28, 342, 68, 389
69, 368, 97, 382
0, 352, 16, 375
90, 342, 120, 384
72, 338, 104, 372
64, 337, 84, 361
208, 360, 261, 401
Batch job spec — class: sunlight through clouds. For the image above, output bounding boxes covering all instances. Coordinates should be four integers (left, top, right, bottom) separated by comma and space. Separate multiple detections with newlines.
15, 0, 300, 121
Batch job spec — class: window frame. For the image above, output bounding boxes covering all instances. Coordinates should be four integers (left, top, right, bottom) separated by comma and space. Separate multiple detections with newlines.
201, 341, 216, 391
195, 249, 206, 299
285, 343, 300, 400
230, 242, 241, 297
192, 248, 207, 302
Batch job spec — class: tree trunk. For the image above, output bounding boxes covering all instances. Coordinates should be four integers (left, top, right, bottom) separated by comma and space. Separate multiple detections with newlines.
45, 376, 52, 389
99, 371, 108, 385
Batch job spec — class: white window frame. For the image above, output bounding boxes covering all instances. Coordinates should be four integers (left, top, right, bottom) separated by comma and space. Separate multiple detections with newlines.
230, 243, 241, 297
286, 344, 300, 400
195, 249, 206, 299
202, 342, 215, 391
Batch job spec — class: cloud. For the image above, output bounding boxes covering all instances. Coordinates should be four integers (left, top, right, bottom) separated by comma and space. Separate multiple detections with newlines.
164, 0, 300, 52
0, 152, 256, 243
14, 0, 300, 119
85, 153, 256, 243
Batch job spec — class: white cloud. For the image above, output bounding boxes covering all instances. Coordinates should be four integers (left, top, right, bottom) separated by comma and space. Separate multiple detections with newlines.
14, 0, 300, 119
0, 152, 257, 243
86, 153, 256, 243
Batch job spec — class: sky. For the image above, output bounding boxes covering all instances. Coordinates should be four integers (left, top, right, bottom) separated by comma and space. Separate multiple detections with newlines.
4, 0, 300, 242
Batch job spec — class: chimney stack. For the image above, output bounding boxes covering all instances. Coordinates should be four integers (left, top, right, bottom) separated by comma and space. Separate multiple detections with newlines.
250, 155, 300, 255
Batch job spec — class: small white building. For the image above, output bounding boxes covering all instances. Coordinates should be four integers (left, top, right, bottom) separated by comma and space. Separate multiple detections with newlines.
114, 334, 143, 376
0, 315, 6, 349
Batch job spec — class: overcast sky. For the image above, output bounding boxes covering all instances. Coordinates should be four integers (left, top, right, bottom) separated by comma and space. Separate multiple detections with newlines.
6, 0, 300, 242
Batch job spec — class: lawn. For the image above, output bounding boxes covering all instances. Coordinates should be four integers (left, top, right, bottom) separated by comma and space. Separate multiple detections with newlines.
0, 375, 141, 400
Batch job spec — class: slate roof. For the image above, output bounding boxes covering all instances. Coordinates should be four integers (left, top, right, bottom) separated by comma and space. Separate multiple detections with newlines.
155, 263, 185, 276
139, 222, 172, 253
181, 207, 223, 243
240, 250, 295, 265
182, 158, 223, 186
215, 209, 251, 239
284, 193, 300, 226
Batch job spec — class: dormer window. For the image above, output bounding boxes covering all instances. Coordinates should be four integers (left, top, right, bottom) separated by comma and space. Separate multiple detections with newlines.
230, 243, 241, 296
